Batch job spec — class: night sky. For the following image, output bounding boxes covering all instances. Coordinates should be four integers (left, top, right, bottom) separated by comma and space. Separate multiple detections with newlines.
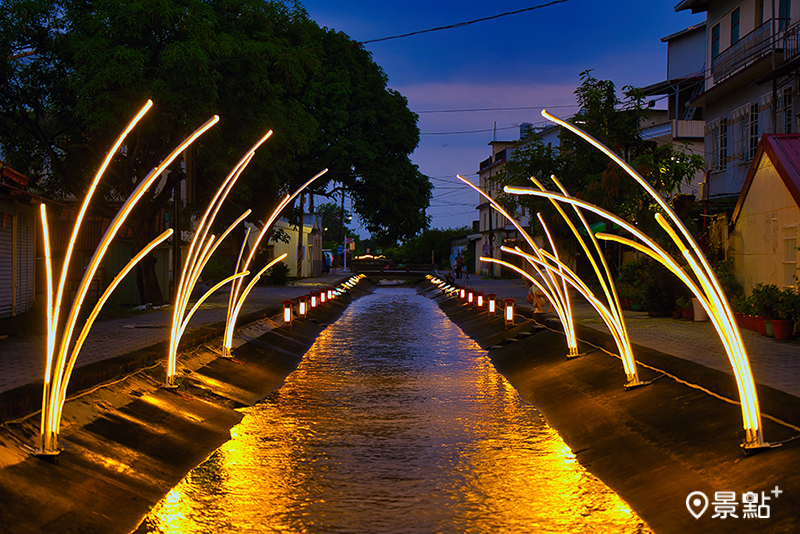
299, 1, 705, 234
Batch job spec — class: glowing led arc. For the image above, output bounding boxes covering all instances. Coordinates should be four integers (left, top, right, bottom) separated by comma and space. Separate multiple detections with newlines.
535, 215, 576, 351
48, 114, 220, 443
226, 254, 289, 340
51, 100, 153, 345
228, 227, 252, 327
508, 179, 764, 445
223, 169, 327, 355
39, 204, 55, 451
177, 272, 250, 341
68, 229, 174, 370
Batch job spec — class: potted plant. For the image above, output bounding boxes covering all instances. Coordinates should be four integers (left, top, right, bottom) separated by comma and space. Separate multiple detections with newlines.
676, 296, 693, 320
773, 288, 800, 340
750, 283, 781, 336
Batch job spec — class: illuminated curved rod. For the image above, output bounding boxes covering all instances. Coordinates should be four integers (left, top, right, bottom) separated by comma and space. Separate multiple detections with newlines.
223, 253, 289, 356
227, 226, 252, 327
67, 229, 174, 373
534, 175, 627, 338
507, 181, 765, 448
166, 209, 251, 386
39, 204, 54, 450
223, 169, 328, 356
535, 214, 577, 355
501, 243, 637, 374
177, 272, 250, 341
51, 100, 153, 350
41, 114, 219, 453
455, 174, 577, 354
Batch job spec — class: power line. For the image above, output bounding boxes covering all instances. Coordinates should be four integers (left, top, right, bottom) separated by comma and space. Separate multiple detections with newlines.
416, 104, 578, 114
361, 0, 570, 44
422, 125, 518, 136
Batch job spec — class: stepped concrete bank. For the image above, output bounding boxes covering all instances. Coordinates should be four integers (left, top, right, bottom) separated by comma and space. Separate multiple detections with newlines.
418, 281, 800, 534
0, 281, 374, 534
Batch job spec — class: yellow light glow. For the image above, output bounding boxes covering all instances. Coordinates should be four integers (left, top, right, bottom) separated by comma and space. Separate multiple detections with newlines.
468, 291, 474, 304
489, 298, 496, 314
505, 300, 515, 324
311, 294, 318, 308
477, 294, 484, 307
299, 300, 307, 317
284, 306, 292, 324
40, 110, 218, 452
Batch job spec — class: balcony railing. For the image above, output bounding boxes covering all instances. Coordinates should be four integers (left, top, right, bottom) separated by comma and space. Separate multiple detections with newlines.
784, 22, 800, 61
711, 21, 773, 81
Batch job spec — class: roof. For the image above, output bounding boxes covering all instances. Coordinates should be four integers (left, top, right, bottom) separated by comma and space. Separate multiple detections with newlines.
732, 134, 800, 224
674, 0, 710, 14
641, 74, 704, 96
0, 161, 30, 187
661, 22, 706, 42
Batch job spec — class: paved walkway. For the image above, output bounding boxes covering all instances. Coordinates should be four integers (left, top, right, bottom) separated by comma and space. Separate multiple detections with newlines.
458, 276, 800, 399
3, 273, 800, 408
0, 274, 349, 394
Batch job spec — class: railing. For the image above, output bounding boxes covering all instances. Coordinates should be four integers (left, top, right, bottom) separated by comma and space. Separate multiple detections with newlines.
784, 22, 800, 61
711, 21, 773, 81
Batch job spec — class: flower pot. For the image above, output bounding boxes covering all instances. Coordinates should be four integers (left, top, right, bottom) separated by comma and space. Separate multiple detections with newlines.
691, 298, 708, 322
756, 317, 768, 336
772, 319, 794, 340
745, 315, 758, 331
765, 320, 774, 337
734, 312, 746, 329
681, 307, 694, 320
672, 309, 682, 319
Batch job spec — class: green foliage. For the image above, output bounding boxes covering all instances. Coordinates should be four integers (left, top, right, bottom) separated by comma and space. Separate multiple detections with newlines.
0, 0, 430, 298
750, 283, 782, 319
713, 257, 744, 305
268, 261, 289, 286
391, 227, 471, 267
500, 70, 704, 250
776, 287, 800, 321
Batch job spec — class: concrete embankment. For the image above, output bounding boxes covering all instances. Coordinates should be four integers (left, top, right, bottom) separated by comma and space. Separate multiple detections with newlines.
0, 281, 374, 534
418, 281, 800, 534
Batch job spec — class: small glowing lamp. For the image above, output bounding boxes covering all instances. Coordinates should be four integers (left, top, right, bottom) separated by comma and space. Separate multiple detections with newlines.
327, 287, 333, 301
504, 298, 515, 326
283, 300, 293, 325
310, 292, 318, 309
467, 290, 474, 304
320, 290, 327, 304
298, 296, 308, 318
476, 291, 484, 308
460, 288, 466, 300
488, 293, 497, 315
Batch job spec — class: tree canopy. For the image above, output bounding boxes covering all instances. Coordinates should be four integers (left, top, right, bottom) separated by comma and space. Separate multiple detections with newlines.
0, 0, 431, 300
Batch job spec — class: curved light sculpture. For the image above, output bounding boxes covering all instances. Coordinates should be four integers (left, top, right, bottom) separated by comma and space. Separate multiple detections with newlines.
456, 175, 578, 357
501, 110, 769, 450
222, 169, 327, 357
167, 130, 275, 386
38, 102, 218, 454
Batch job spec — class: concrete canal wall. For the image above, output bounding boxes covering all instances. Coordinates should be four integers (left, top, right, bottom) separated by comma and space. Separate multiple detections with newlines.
420, 281, 800, 534
0, 281, 375, 534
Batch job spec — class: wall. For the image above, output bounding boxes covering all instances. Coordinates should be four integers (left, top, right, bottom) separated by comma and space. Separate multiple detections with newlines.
730, 154, 800, 292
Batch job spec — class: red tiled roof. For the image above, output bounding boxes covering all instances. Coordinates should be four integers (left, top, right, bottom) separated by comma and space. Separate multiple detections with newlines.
0, 161, 30, 187
732, 134, 800, 224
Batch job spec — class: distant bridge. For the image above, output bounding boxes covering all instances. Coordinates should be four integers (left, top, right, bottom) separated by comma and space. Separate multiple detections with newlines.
351, 261, 435, 279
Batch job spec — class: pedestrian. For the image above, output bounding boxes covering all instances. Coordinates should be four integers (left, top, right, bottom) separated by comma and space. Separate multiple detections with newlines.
455, 252, 463, 279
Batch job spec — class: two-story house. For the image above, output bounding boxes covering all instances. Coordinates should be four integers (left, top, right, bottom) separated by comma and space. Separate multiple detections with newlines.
676, 0, 800, 203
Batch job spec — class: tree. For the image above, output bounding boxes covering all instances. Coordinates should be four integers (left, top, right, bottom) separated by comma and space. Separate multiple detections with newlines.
314, 201, 356, 250
0, 0, 431, 301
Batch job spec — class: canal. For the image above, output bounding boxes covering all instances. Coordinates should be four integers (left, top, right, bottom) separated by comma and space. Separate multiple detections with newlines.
138, 287, 650, 533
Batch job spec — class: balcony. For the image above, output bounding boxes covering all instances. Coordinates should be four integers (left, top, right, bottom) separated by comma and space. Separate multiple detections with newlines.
639, 120, 704, 140
711, 21, 773, 82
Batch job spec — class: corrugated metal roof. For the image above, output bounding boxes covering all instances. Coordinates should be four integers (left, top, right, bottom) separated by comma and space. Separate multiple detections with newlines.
732, 134, 800, 223
661, 22, 706, 42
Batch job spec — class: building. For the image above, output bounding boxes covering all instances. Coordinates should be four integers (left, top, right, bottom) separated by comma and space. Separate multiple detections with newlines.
475, 127, 531, 277
676, 0, 800, 206
0, 162, 38, 318
248, 214, 323, 279
641, 22, 708, 198
730, 133, 800, 291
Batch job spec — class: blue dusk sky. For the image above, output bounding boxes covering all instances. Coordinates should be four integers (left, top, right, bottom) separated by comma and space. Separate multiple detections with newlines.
299, 1, 706, 234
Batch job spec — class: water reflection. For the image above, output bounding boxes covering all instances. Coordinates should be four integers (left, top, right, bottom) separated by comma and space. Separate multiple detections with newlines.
142, 288, 649, 533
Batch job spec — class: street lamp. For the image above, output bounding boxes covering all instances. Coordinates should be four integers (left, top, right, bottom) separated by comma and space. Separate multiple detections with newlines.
298, 296, 308, 318
504, 298, 515, 327
283, 300, 293, 326
488, 293, 497, 315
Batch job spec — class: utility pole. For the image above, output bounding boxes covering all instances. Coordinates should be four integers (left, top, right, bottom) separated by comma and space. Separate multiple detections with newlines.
340, 185, 347, 271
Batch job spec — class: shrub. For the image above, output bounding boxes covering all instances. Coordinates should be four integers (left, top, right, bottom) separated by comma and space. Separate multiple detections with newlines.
268, 261, 290, 286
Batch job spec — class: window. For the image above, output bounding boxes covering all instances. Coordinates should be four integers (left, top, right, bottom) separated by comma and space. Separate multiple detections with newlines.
731, 8, 740, 44
707, 118, 728, 171
780, 0, 791, 30
780, 86, 795, 133
720, 118, 728, 169
783, 225, 798, 287
756, 0, 764, 25
712, 24, 720, 58
748, 103, 759, 161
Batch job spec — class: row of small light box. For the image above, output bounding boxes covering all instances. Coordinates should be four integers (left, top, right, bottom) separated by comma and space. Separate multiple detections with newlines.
282, 274, 366, 324
426, 275, 515, 327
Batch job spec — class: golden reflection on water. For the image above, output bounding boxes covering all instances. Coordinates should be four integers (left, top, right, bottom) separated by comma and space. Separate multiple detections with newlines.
142, 288, 650, 533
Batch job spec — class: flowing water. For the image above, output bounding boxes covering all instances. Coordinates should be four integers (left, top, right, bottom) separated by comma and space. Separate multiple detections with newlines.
139, 287, 649, 533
